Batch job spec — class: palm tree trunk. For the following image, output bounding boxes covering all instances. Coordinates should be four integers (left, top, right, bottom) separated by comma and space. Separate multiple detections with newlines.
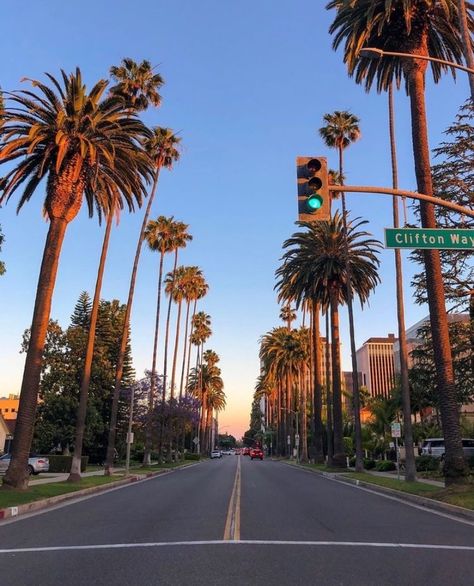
179, 301, 191, 400
312, 301, 325, 463
162, 251, 178, 401
170, 300, 183, 401
325, 310, 333, 465
69, 212, 113, 482
3, 217, 68, 490
388, 84, 416, 482
330, 287, 345, 467
299, 369, 308, 463
105, 170, 160, 475
143, 250, 165, 466
185, 300, 198, 394
456, 0, 474, 100
338, 146, 363, 473
407, 61, 467, 484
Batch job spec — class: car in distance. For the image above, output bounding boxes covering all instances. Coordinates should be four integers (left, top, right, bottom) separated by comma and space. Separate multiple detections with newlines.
0, 453, 50, 475
250, 448, 264, 460
242, 447, 250, 456
421, 438, 474, 459
210, 450, 222, 459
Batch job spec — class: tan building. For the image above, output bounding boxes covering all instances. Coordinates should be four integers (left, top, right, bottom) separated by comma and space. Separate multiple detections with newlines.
356, 334, 397, 399
0, 413, 9, 453
0, 394, 20, 420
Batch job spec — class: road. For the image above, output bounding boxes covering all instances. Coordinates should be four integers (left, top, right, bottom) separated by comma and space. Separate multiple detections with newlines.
1, 456, 473, 585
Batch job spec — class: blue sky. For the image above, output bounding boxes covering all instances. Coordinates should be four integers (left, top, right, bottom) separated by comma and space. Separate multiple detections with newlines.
0, 1, 471, 440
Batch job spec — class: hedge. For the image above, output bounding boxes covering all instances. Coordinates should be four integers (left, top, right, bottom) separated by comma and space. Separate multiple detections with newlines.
375, 460, 396, 472
415, 455, 440, 472
47, 455, 89, 473
184, 453, 200, 461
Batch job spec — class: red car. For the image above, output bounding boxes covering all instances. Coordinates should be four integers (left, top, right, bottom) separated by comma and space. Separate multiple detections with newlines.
250, 448, 263, 460
242, 447, 250, 456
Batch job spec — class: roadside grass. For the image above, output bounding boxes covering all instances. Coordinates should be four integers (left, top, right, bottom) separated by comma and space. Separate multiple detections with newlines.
0, 475, 125, 509
345, 472, 474, 510
289, 461, 349, 473
0, 459, 197, 510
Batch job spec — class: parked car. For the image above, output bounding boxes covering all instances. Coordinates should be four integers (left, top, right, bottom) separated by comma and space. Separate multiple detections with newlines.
0, 453, 50, 475
421, 438, 474, 459
250, 448, 264, 460
210, 450, 222, 459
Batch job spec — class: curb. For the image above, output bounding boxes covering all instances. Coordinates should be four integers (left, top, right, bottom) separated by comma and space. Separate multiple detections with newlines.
285, 462, 474, 522
0, 468, 175, 522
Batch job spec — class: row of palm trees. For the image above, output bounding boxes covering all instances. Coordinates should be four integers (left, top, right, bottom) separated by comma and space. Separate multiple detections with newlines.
326, 0, 472, 484
258, 213, 381, 465
0, 58, 224, 489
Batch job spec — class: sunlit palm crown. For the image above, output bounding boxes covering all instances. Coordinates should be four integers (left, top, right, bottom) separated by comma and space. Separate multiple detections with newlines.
259, 327, 309, 380
275, 212, 382, 308
187, 363, 224, 399
144, 127, 181, 170
319, 111, 361, 150
109, 58, 164, 112
0, 69, 153, 218
327, 0, 473, 92
145, 215, 178, 254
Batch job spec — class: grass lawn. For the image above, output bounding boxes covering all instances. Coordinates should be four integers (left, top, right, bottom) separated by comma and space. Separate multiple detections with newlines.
290, 461, 349, 473
0, 475, 126, 510
345, 472, 474, 510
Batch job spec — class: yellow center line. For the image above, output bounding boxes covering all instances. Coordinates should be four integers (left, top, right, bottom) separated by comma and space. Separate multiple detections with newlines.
223, 456, 241, 541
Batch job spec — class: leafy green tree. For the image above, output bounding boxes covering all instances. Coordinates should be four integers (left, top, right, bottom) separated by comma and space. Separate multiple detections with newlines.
0, 69, 152, 490
409, 319, 473, 411
327, 0, 472, 484
410, 100, 474, 311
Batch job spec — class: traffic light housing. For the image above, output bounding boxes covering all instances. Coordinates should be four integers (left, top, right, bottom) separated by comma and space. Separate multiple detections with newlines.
296, 156, 330, 222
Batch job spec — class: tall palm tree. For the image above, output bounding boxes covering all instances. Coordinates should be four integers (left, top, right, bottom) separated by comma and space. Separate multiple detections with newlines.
0, 70, 152, 490
105, 127, 181, 474
327, 0, 472, 483
319, 109, 365, 472
161, 222, 193, 400
141, 215, 177, 465
179, 267, 208, 399
110, 58, 163, 112
279, 304, 297, 330
205, 385, 227, 452
184, 281, 209, 395
276, 214, 382, 467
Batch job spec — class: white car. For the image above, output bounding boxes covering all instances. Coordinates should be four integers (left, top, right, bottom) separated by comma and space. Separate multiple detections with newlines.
0, 453, 50, 475
210, 450, 222, 459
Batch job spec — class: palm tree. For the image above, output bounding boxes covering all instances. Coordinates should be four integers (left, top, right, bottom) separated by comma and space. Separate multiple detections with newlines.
161, 222, 193, 400
206, 385, 227, 452
105, 127, 181, 474
276, 214, 382, 467
319, 110, 365, 472
184, 280, 209, 395
279, 304, 297, 330
110, 58, 163, 112
179, 267, 207, 399
327, 0, 471, 483
0, 69, 152, 490
141, 216, 178, 464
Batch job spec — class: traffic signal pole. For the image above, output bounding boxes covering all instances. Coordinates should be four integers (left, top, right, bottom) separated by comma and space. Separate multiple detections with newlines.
329, 185, 474, 218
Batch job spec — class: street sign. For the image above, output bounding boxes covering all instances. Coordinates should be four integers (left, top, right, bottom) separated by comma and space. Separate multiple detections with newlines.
126, 432, 134, 444
295, 434, 300, 446
391, 422, 401, 438
287, 435, 291, 445
192, 437, 199, 445
385, 228, 474, 250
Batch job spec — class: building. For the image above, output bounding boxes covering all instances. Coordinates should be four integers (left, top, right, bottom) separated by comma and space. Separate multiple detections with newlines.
0, 413, 9, 453
356, 334, 397, 399
0, 394, 20, 420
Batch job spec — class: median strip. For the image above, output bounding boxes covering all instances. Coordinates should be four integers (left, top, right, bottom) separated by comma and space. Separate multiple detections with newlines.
223, 456, 241, 541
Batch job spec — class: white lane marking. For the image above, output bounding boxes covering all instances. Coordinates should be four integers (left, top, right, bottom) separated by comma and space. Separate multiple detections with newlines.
0, 540, 474, 554
280, 462, 474, 528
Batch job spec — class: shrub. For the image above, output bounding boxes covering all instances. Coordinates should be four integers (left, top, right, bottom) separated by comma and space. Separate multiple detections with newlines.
185, 453, 200, 461
375, 460, 396, 472
363, 458, 376, 470
47, 455, 89, 473
349, 456, 356, 467
415, 455, 440, 472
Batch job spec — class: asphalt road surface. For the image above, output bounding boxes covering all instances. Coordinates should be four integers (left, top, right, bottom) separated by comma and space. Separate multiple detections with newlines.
1, 456, 473, 585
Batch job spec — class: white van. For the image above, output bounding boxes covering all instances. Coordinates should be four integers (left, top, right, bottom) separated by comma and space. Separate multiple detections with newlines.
421, 438, 474, 459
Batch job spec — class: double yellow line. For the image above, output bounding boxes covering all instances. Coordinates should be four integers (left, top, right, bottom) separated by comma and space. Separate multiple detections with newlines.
223, 455, 241, 541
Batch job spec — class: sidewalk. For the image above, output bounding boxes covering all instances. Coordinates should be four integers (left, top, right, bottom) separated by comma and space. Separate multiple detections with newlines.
362, 469, 445, 488
28, 468, 124, 486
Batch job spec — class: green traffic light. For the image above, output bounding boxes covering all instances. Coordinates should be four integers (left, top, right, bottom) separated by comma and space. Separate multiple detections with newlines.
306, 194, 323, 212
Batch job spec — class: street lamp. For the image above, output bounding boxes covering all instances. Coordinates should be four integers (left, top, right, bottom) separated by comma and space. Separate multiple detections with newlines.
360, 47, 474, 103
359, 47, 474, 75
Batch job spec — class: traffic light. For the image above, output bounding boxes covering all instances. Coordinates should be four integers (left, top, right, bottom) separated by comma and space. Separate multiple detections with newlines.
296, 156, 330, 222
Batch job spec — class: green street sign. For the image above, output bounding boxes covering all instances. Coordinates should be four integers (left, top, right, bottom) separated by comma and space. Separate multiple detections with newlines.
385, 228, 474, 250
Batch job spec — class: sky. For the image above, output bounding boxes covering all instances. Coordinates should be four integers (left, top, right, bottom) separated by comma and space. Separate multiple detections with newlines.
0, 1, 471, 441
